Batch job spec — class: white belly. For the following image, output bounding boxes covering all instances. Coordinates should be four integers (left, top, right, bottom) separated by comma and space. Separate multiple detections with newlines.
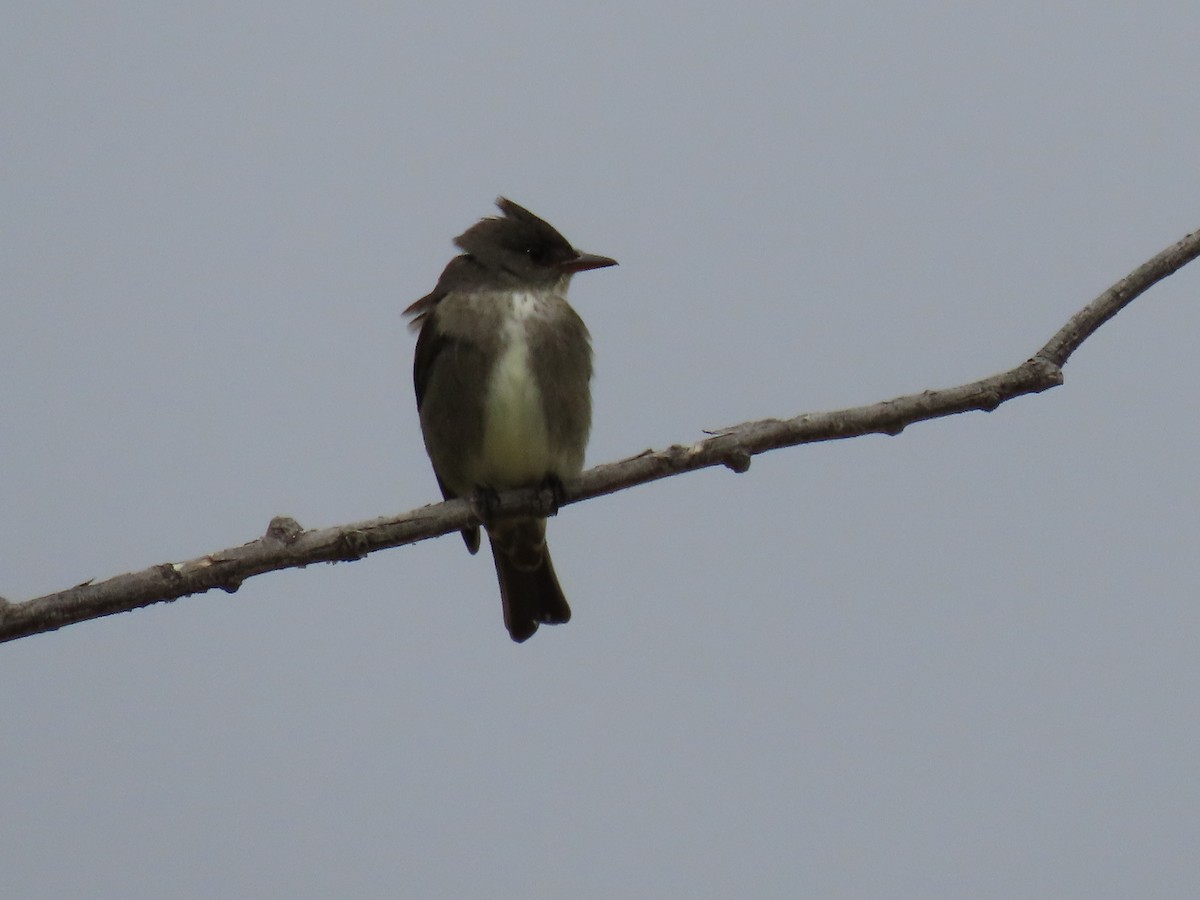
478, 293, 563, 486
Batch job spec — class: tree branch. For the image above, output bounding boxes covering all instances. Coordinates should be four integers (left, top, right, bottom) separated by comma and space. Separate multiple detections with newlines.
3, 227, 1198, 644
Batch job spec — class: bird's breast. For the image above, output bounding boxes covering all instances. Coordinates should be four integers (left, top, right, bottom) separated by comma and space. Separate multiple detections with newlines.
479, 292, 567, 487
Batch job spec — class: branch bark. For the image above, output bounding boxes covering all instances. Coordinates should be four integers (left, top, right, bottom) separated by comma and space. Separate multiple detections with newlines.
3, 227, 1198, 643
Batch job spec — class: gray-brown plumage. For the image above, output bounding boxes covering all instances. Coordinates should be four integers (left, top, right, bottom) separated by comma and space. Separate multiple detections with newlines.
404, 198, 616, 641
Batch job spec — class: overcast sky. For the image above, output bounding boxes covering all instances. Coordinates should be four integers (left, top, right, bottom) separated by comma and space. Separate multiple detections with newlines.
3, 3, 1199, 897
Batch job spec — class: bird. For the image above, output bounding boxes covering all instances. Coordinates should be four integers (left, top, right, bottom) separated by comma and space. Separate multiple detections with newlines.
404, 198, 617, 641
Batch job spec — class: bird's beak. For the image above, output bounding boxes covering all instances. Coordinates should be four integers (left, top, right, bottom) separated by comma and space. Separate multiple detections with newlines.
561, 251, 618, 273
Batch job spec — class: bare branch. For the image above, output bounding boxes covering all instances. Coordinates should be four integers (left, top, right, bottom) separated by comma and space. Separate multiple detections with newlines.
3, 227, 1198, 644
1037, 228, 1200, 365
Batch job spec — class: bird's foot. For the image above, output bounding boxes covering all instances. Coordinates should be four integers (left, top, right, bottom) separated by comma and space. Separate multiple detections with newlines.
468, 485, 502, 527
539, 474, 569, 516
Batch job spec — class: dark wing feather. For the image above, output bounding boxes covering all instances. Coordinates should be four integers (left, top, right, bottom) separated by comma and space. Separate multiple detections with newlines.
410, 297, 445, 413
406, 287, 482, 555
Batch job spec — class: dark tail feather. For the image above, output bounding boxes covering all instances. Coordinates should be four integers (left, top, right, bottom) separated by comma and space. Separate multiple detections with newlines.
488, 528, 571, 643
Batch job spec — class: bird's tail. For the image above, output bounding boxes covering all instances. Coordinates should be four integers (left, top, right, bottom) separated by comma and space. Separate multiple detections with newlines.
488, 519, 571, 642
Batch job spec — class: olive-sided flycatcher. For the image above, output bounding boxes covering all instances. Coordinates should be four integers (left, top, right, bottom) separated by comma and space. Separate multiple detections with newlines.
404, 198, 617, 641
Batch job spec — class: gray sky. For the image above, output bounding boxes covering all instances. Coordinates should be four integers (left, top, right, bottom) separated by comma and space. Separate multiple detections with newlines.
3, 3, 1199, 897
